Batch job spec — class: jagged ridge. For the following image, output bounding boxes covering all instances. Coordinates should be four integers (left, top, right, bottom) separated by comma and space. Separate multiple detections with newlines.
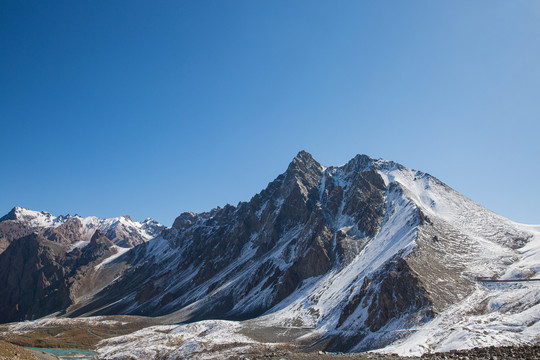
1, 151, 539, 357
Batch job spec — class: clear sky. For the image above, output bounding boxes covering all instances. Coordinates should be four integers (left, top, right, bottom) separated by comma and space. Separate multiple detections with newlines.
1, 1, 539, 226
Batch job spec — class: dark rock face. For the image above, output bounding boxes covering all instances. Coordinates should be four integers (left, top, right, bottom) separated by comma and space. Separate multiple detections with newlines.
365, 258, 432, 332
0, 220, 34, 253
337, 276, 371, 329
0, 207, 163, 323
0, 230, 117, 323
330, 257, 433, 352
42, 218, 84, 245
0, 234, 69, 322
73, 151, 393, 323
0, 208, 51, 253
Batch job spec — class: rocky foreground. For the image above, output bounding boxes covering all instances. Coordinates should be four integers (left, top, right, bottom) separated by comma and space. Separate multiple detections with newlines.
256, 345, 540, 360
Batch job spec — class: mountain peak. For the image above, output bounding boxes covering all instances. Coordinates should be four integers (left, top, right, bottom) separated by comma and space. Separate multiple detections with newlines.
0, 207, 20, 222
89, 229, 114, 248
91, 229, 103, 241
6, 206, 32, 219
294, 150, 314, 161
0, 206, 55, 224
287, 150, 322, 173
343, 154, 375, 171
283, 151, 325, 194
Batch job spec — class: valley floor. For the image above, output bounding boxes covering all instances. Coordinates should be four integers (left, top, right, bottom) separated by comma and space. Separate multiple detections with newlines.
2, 317, 540, 360
1, 315, 539, 360
2, 340, 539, 360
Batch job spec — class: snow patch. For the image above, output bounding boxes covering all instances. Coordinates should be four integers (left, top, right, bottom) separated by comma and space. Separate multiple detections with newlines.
95, 246, 131, 269
97, 320, 283, 360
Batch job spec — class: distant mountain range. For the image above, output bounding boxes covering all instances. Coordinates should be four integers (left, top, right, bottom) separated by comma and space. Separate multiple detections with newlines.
0, 206, 163, 251
1, 151, 538, 358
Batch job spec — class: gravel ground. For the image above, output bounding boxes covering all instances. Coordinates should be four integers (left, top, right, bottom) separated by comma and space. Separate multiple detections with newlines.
0, 340, 40, 360
24, 349, 59, 360
240, 345, 540, 360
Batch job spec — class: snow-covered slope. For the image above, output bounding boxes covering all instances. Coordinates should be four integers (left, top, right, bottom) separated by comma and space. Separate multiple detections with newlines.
380, 224, 540, 355
61, 151, 539, 358
2, 207, 59, 227
2, 152, 538, 358
97, 320, 288, 360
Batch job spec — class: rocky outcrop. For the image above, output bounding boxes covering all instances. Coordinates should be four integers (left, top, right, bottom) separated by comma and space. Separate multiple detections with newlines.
0, 208, 52, 253
0, 230, 117, 323
42, 218, 84, 245
0, 220, 33, 253
0, 233, 72, 322
365, 258, 432, 332
328, 257, 433, 352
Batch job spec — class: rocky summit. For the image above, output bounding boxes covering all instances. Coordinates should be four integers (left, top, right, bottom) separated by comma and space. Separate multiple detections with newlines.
0, 151, 539, 359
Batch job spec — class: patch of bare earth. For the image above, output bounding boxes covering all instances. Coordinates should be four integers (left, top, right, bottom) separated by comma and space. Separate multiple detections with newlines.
0, 339, 40, 360
0, 315, 160, 350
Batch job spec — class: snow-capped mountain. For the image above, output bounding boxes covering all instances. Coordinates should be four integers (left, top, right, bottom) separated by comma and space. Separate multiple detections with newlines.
61, 151, 539, 357
0, 207, 165, 323
0, 206, 164, 252
1, 151, 538, 357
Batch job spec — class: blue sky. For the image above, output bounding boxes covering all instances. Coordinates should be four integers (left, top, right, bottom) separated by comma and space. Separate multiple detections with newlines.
1, 1, 539, 225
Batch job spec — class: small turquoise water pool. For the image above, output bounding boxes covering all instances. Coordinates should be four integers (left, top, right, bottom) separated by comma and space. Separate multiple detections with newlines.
26, 347, 96, 359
